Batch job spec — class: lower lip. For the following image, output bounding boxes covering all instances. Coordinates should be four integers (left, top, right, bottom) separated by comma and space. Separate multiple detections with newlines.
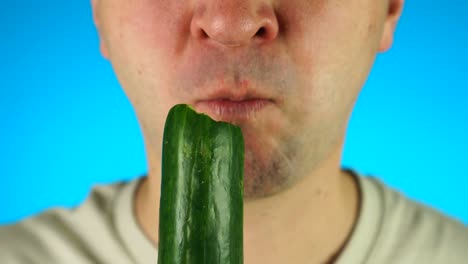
194, 99, 272, 123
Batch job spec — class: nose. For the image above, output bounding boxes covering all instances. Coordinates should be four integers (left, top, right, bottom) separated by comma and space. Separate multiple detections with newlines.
191, 1, 279, 47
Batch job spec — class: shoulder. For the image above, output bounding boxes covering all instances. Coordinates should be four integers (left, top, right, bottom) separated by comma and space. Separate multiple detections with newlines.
0, 180, 135, 263
363, 176, 468, 263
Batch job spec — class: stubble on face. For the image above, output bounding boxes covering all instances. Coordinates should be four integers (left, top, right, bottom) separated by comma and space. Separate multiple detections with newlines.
95, 0, 390, 199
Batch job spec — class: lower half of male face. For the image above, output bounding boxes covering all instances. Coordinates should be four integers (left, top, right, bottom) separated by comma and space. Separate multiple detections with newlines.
93, 0, 392, 197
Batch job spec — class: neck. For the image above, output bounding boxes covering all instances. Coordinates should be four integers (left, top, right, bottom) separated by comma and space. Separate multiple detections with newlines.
135, 143, 360, 263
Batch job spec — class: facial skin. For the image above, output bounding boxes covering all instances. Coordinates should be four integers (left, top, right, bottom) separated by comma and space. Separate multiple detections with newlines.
92, 0, 401, 198
92, 0, 403, 262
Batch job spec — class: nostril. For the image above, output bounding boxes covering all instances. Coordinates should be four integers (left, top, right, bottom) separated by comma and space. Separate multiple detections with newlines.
256, 27, 266, 37
200, 29, 209, 39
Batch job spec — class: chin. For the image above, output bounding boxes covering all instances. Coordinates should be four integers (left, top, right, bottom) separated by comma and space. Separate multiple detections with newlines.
242, 145, 296, 200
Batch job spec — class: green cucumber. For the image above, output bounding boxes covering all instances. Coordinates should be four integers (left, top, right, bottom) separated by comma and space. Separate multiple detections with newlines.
158, 104, 244, 264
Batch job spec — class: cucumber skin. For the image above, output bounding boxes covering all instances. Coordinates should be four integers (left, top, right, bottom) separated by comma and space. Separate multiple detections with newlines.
158, 104, 244, 264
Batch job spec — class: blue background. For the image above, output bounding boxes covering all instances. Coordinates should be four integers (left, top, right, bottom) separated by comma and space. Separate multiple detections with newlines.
1, 1, 467, 224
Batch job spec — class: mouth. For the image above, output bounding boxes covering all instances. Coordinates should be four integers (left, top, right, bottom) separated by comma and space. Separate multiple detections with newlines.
191, 77, 277, 123
194, 98, 273, 123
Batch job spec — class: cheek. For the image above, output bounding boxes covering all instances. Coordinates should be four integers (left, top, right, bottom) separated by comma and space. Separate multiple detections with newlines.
100, 1, 192, 110
101, 0, 190, 73
281, 0, 384, 112
128, 4, 189, 55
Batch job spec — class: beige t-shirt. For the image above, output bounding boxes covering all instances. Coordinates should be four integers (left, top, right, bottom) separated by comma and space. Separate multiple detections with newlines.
1, 173, 467, 263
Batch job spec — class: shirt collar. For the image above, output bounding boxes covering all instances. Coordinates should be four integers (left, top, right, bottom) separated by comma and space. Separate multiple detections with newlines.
113, 177, 158, 264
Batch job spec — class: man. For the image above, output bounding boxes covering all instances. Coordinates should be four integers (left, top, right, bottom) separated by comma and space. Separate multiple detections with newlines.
1, 0, 467, 263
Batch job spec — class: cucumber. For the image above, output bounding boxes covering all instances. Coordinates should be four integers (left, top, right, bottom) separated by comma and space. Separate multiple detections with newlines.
158, 104, 244, 264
